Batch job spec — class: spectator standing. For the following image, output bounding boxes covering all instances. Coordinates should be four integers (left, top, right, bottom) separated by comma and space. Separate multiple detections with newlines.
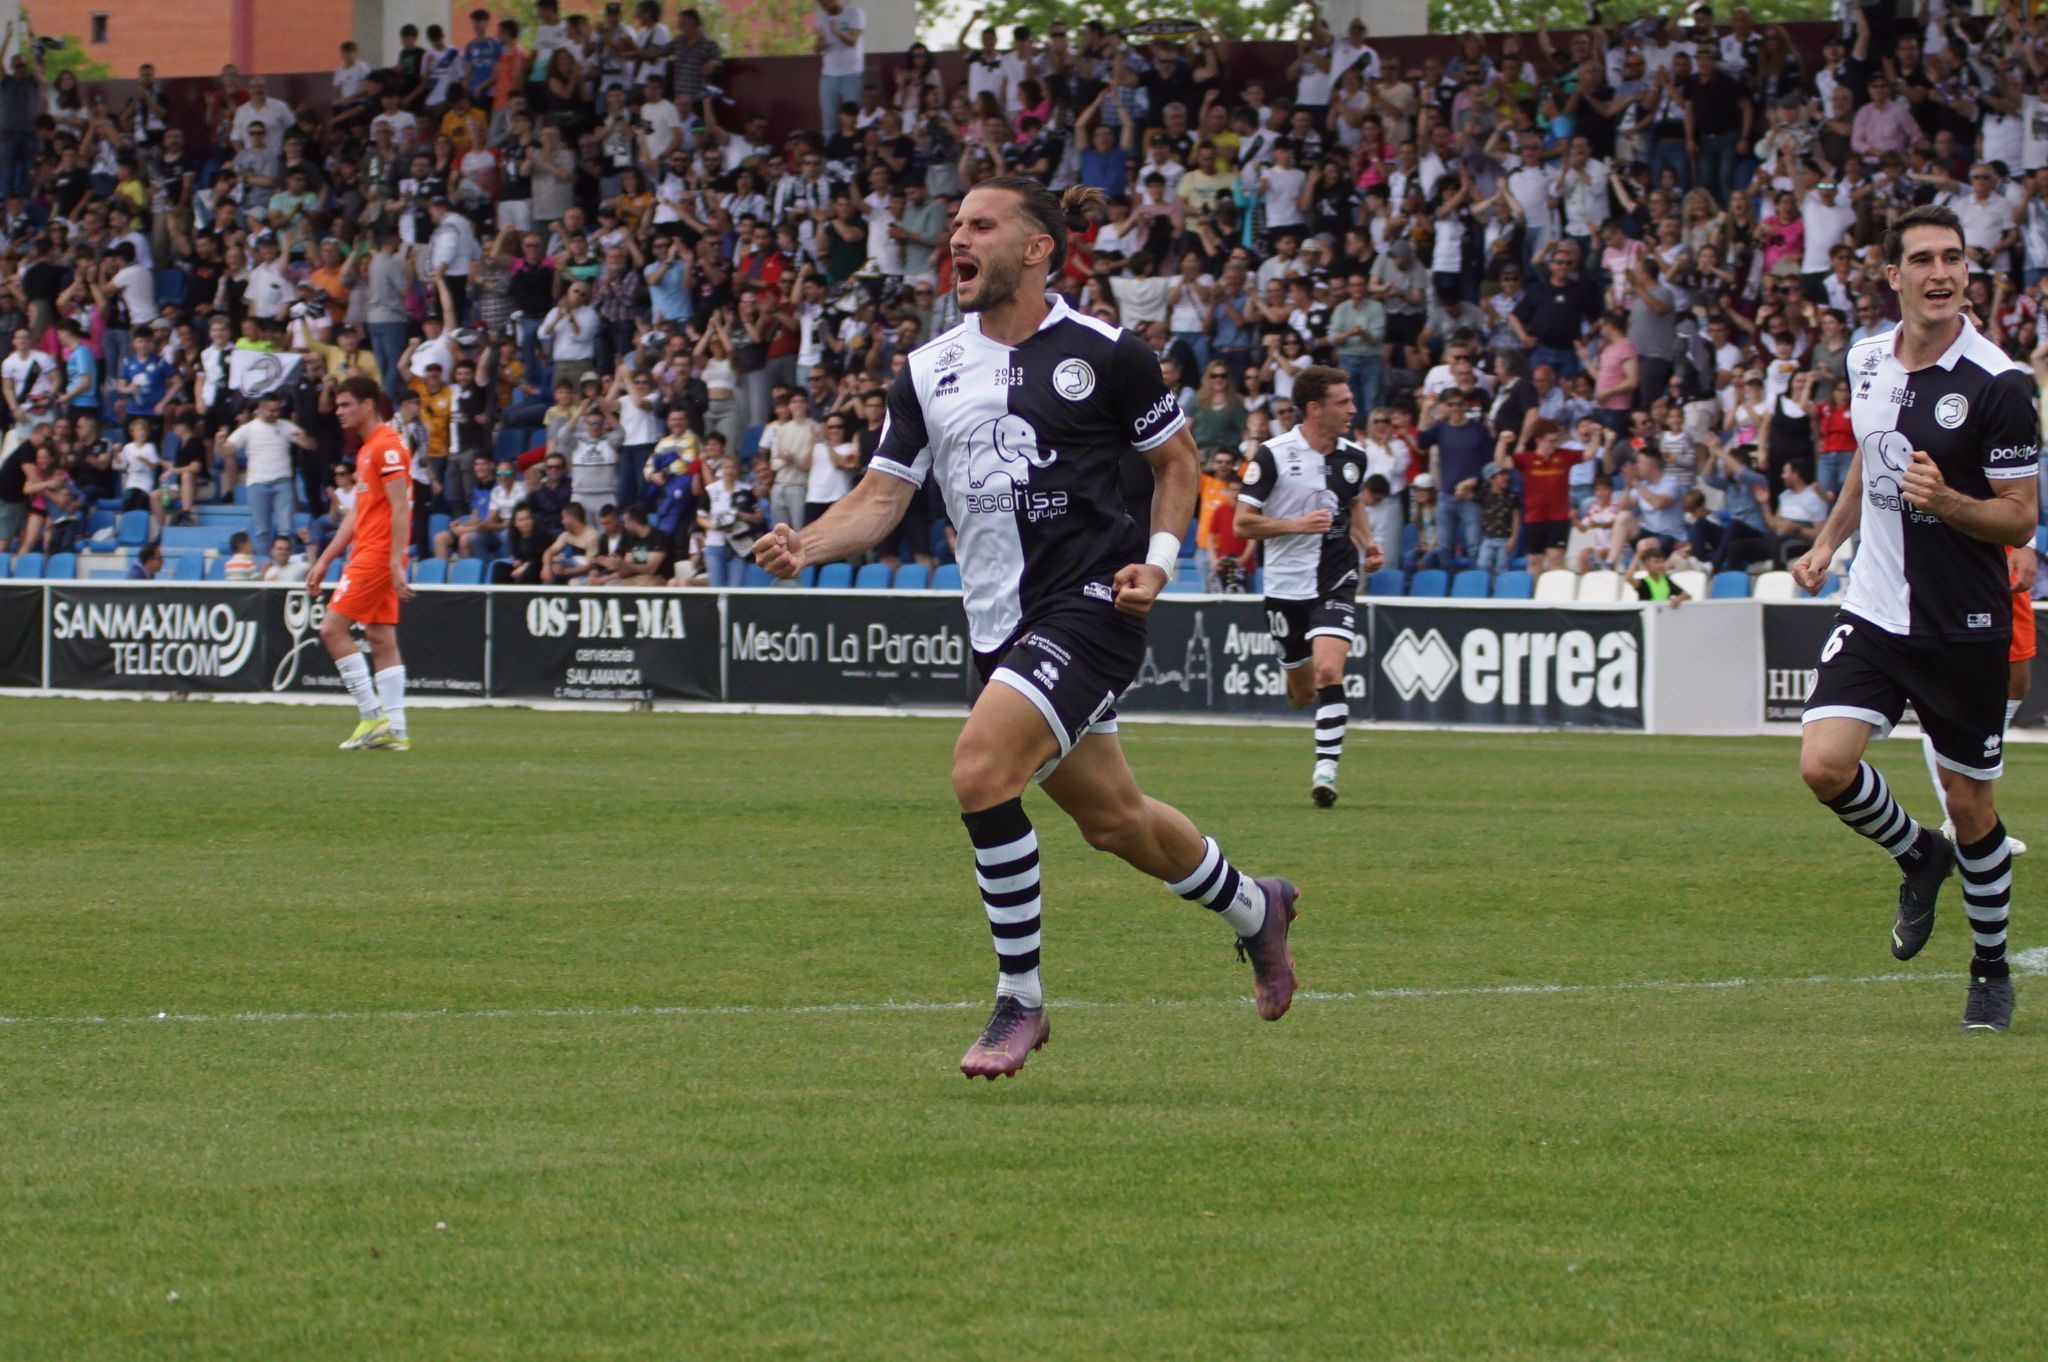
804, 410, 861, 527
816, 0, 867, 129
221, 393, 312, 554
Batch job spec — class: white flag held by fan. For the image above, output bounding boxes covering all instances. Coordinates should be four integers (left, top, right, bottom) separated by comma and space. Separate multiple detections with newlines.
227, 350, 304, 399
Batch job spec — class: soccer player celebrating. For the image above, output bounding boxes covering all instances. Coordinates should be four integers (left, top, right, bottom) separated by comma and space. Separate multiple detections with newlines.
306, 375, 417, 751
755, 177, 1299, 1079
1792, 205, 2039, 1032
1232, 366, 1383, 806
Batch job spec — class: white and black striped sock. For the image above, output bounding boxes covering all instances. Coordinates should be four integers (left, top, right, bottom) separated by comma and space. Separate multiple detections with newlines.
1313, 683, 1348, 770
1167, 836, 1265, 936
962, 798, 1043, 1008
1957, 822, 2013, 978
1822, 761, 1925, 864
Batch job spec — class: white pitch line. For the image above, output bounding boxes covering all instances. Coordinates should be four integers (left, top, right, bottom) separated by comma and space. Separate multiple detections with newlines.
3, 950, 2042, 1031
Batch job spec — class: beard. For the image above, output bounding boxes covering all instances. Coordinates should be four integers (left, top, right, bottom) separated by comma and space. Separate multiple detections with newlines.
959, 253, 1023, 313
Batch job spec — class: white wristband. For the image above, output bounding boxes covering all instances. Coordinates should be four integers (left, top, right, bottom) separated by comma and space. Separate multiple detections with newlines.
1144, 532, 1182, 576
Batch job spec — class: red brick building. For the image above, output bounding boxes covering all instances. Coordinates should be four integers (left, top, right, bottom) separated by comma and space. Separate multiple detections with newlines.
27, 0, 349, 79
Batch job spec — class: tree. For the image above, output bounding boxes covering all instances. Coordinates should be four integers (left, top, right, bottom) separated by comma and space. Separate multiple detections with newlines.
494, 0, 816, 59
927, 0, 1321, 49
14, 9, 111, 82
1430, 0, 1832, 34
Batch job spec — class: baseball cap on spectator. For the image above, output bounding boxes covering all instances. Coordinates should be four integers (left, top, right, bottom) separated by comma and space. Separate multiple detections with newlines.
1412, 473, 1437, 490
1742, 370, 1764, 384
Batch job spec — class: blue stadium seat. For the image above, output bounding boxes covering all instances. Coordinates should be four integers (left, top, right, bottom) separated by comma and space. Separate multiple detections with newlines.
742, 564, 774, 587
193, 504, 252, 525
413, 559, 448, 585
0, 556, 11, 579
799, 565, 818, 588
1249, 569, 1263, 593
448, 559, 484, 585
1366, 568, 1405, 597
738, 425, 764, 461
932, 563, 961, 591
173, 554, 205, 580
1407, 569, 1448, 598
1494, 570, 1534, 599
1710, 571, 1752, 599
86, 507, 117, 538
1400, 523, 1419, 559
154, 268, 188, 308
44, 551, 75, 580
1508, 555, 1529, 572
815, 562, 853, 590
204, 556, 227, 580
1176, 561, 1201, 585
11, 552, 40, 578
853, 562, 891, 590
324, 559, 344, 583
1163, 581, 1203, 595
494, 428, 534, 462
894, 563, 929, 590
428, 514, 451, 545
162, 525, 221, 551
2037, 525, 2048, 557
1450, 569, 1490, 598
117, 509, 151, 546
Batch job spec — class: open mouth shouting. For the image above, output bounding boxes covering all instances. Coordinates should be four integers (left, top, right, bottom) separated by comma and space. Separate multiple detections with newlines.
1922, 281, 1957, 307
954, 255, 981, 286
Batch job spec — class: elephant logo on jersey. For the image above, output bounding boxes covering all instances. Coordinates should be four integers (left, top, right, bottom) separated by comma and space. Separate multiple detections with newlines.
965, 413, 1057, 489
1862, 429, 1912, 473
1935, 393, 1968, 428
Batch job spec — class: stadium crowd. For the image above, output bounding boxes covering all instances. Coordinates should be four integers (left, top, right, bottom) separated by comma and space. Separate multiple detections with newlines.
0, 2, 2045, 594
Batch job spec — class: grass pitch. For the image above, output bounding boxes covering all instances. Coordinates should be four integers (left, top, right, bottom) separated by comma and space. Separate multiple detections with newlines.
4, 698, 2047, 1360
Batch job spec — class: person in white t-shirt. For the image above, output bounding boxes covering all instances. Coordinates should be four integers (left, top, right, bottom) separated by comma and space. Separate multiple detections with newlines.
1256, 140, 1307, 235
221, 393, 313, 554
815, 0, 866, 128
1798, 180, 1857, 288
334, 43, 372, 101
114, 415, 166, 531
1, 329, 58, 430
803, 411, 862, 524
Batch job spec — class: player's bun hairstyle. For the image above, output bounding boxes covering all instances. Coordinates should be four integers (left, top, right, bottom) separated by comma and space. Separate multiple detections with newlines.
335, 374, 383, 405
978, 175, 1106, 274
1883, 203, 1966, 267
1293, 365, 1349, 413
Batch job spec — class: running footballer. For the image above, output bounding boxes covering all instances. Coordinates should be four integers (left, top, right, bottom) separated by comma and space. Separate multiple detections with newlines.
1792, 205, 2039, 1032
1233, 365, 1382, 807
755, 178, 1300, 1079
306, 374, 416, 752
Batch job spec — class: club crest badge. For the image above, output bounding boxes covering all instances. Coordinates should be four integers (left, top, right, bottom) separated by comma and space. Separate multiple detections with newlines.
1052, 359, 1096, 401
1935, 393, 1968, 429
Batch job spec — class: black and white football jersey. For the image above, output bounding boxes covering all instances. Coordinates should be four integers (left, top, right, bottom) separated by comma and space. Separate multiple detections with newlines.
1844, 318, 2039, 641
1237, 427, 1372, 602
871, 295, 1186, 652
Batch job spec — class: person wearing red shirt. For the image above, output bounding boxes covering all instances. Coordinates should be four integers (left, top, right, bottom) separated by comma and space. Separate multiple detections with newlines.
1812, 378, 1857, 499
1509, 419, 1583, 571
